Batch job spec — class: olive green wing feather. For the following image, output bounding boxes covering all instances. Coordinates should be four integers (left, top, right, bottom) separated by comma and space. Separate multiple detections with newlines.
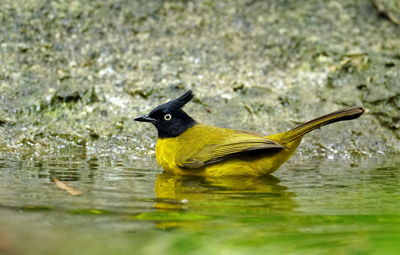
176, 133, 285, 169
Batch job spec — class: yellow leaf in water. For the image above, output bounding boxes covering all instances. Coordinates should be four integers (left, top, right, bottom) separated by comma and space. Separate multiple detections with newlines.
53, 178, 82, 196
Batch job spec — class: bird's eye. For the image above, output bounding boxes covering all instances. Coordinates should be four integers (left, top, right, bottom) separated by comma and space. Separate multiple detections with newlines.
164, 114, 172, 121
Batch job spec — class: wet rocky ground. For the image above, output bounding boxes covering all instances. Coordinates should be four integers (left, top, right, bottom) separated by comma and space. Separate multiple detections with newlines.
0, 0, 399, 162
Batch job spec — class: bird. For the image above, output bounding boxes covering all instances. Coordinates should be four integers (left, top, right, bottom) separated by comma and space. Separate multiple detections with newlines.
135, 90, 365, 177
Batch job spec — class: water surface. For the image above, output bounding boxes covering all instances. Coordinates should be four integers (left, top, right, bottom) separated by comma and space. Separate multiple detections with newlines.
0, 155, 399, 255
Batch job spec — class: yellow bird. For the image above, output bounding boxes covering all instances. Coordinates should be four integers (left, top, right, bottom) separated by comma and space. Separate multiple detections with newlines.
135, 90, 365, 176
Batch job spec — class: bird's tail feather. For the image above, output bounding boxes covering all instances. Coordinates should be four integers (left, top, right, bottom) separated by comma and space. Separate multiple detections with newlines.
281, 106, 365, 143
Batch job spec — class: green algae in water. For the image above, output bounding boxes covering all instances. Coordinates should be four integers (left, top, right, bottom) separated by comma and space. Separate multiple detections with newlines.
133, 211, 212, 221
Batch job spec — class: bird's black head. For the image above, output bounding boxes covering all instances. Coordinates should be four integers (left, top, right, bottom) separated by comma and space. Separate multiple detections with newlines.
134, 90, 196, 138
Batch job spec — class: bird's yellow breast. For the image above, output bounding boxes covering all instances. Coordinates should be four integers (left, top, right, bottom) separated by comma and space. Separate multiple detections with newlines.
155, 125, 301, 177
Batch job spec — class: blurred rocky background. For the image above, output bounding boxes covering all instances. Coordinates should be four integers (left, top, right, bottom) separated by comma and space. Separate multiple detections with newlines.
0, 0, 399, 162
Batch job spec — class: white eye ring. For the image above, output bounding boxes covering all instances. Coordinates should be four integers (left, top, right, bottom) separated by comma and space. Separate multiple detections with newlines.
164, 114, 172, 121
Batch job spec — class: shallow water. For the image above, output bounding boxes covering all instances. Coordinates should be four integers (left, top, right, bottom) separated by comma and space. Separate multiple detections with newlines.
0, 155, 399, 255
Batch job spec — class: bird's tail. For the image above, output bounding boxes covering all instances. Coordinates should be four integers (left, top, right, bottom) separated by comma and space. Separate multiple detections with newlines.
281, 106, 365, 143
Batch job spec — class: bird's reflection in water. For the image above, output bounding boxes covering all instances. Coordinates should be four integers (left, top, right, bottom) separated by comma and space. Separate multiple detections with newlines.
153, 171, 297, 229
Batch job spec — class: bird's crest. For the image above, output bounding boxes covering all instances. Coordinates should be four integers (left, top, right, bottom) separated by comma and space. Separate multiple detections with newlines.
152, 90, 194, 112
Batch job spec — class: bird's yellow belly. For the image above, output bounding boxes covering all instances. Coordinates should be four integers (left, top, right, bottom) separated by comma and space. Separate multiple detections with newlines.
155, 137, 301, 177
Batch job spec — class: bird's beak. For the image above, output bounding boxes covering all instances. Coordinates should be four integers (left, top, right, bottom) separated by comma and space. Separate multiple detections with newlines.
134, 115, 156, 123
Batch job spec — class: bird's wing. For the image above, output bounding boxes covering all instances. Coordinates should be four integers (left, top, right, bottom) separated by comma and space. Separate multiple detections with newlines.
176, 133, 285, 169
